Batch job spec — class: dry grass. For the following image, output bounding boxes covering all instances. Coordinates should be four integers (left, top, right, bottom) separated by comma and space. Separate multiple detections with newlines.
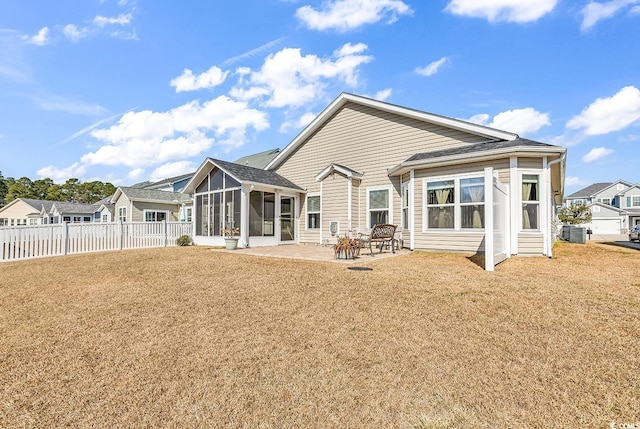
1, 242, 639, 428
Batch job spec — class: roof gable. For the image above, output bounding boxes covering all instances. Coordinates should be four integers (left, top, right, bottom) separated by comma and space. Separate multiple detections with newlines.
266, 92, 519, 170
183, 158, 303, 194
566, 182, 613, 199
114, 187, 191, 204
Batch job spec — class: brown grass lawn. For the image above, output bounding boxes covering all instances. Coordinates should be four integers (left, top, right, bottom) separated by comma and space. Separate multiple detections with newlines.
1, 242, 639, 428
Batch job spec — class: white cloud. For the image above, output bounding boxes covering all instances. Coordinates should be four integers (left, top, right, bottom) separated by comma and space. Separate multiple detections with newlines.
63, 24, 87, 43
82, 95, 269, 168
32, 95, 107, 116
566, 86, 640, 136
230, 43, 373, 108
170, 66, 229, 93
445, 0, 558, 23
23, 27, 49, 46
467, 113, 490, 125
150, 161, 196, 181
415, 57, 449, 77
580, 0, 639, 31
296, 0, 413, 31
279, 112, 317, 133
127, 168, 145, 180
373, 88, 392, 101
467, 108, 550, 135
37, 162, 87, 182
93, 13, 133, 27
222, 37, 286, 67
565, 176, 590, 188
582, 147, 613, 162
489, 107, 550, 135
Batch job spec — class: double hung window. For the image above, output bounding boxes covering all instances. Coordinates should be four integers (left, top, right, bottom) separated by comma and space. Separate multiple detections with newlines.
425, 176, 485, 230
368, 188, 390, 227
306, 195, 320, 229
522, 174, 539, 230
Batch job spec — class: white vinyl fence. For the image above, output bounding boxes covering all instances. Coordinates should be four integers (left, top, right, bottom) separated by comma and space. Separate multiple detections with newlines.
0, 222, 192, 263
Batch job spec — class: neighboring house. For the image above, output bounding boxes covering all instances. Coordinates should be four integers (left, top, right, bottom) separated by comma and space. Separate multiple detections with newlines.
183, 93, 566, 260
234, 148, 281, 169
133, 173, 194, 193
47, 201, 100, 224
564, 179, 640, 233
0, 198, 53, 226
111, 187, 193, 223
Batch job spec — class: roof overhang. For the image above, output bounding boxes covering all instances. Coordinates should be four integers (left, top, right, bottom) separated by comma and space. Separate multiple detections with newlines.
388, 146, 567, 177
315, 163, 364, 181
183, 158, 304, 195
265, 92, 519, 171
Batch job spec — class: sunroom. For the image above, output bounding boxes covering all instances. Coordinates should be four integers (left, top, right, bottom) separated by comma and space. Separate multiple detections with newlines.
182, 158, 304, 248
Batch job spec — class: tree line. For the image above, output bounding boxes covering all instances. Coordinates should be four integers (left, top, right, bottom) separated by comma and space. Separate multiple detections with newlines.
0, 171, 116, 207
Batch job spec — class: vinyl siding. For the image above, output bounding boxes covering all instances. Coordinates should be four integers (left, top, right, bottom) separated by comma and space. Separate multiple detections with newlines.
132, 202, 180, 222
414, 232, 485, 253
518, 233, 544, 255
0, 200, 40, 221
276, 102, 484, 244
319, 174, 350, 240
518, 158, 542, 169
591, 205, 624, 218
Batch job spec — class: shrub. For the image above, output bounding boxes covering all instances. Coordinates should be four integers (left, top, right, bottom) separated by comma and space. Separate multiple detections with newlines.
176, 235, 192, 246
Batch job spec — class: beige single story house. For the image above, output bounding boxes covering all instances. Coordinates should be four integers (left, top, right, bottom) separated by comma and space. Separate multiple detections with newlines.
110, 187, 193, 223
183, 93, 566, 269
0, 198, 53, 226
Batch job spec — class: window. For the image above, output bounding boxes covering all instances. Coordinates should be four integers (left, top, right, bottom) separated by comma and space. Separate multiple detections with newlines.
628, 196, 640, 208
368, 188, 390, 227
306, 195, 320, 229
102, 214, 109, 222
426, 180, 455, 229
118, 207, 127, 222
185, 207, 192, 222
522, 174, 539, 230
144, 210, 168, 222
29, 219, 38, 225
401, 184, 409, 229
460, 177, 485, 229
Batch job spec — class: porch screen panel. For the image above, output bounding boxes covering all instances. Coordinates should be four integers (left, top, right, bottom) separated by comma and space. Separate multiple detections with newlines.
249, 191, 263, 236
212, 192, 221, 236
264, 193, 275, 236
233, 189, 241, 233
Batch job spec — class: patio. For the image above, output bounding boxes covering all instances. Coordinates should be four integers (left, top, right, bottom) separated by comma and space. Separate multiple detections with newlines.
217, 243, 411, 263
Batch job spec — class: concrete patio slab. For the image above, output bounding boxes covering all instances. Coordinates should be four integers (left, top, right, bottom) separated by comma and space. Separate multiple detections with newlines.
214, 244, 411, 263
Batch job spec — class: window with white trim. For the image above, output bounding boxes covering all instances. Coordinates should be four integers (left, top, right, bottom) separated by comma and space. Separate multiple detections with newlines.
460, 177, 485, 229
426, 180, 455, 229
306, 195, 320, 229
424, 176, 485, 230
628, 196, 640, 207
401, 183, 409, 229
368, 188, 390, 227
118, 207, 127, 222
144, 210, 168, 222
522, 174, 539, 230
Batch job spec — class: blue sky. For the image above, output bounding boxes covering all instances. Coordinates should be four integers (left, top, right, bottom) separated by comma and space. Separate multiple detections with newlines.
1, 0, 640, 191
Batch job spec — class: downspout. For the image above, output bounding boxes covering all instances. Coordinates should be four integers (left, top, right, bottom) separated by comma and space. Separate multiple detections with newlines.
546, 152, 566, 259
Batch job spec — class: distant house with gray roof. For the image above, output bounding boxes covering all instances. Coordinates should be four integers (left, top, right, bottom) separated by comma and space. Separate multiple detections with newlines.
110, 186, 193, 223
234, 148, 281, 169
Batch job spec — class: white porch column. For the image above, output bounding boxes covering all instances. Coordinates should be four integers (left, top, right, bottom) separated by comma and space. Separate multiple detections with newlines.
484, 167, 495, 271
509, 156, 518, 254
409, 169, 415, 251
541, 156, 549, 256
348, 176, 353, 232
241, 184, 250, 247
319, 181, 323, 245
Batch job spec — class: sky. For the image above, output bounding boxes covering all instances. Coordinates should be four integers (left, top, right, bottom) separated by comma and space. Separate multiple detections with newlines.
1, 0, 640, 192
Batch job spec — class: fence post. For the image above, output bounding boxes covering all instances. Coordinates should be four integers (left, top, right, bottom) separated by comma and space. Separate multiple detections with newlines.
164, 220, 168, 247
63, 222, 69, 256
118, 221, 123, 250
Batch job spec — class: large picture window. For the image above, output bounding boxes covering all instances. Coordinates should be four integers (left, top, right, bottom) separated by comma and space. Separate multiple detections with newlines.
144, 210, 168, 222
425, 176, 485, 230
368, 188, 390, 227
306, 195, 320, 229
522, 174, 539, 230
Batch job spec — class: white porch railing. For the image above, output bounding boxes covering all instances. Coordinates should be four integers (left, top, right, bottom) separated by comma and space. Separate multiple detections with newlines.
0, 222, 192, 263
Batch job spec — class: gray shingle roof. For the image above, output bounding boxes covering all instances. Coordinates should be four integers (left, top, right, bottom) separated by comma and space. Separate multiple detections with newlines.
21, 198, 53, 213
141, 173, 195, 190
405, 138, 557, 163
52, 201, 99, 214
234, 148, 281, 169
119, 187, 192, 203
211, 158, 303, 191
566, 182, 613, 199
